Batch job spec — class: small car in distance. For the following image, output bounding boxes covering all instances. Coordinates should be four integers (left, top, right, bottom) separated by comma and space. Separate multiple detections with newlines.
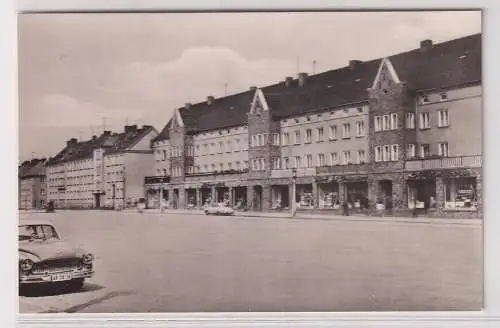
18, 219, 95, 292
204, 203, 235, 216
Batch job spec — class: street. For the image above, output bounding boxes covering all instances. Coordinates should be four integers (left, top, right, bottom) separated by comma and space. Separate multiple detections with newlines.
18, 211, 482, 313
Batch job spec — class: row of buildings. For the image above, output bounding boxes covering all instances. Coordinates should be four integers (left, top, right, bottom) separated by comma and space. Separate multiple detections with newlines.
20, 33, 482, 217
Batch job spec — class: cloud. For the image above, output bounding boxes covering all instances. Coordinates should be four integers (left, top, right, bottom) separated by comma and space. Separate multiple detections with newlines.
110, 46, 295, 107
22, 94, 144, 130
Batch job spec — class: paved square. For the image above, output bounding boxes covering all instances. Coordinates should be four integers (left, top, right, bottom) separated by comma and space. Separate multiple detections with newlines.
19, 211, 482, 313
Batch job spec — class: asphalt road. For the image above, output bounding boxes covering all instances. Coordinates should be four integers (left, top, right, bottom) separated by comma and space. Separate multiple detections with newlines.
19, 211, 482, 313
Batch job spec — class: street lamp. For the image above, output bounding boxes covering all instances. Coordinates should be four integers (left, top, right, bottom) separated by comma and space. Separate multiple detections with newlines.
291, 168, 297, 217
112, 184, 116, 210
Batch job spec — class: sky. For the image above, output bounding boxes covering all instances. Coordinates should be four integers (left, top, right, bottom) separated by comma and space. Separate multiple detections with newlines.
17, 11, 481, 161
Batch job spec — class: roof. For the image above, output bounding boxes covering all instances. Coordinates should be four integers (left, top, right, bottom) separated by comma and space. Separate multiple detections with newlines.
47, 125, 155, 165
155, 33, 481, 137
19, 158, 47, 179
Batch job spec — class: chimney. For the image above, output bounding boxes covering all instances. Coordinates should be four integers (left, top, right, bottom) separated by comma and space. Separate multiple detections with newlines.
66, 138, 78, 147
125, 125, 138, 133
92, 135, 97, 141
249, 86, 257, 91
207, 96, 215, 105
103, 130, 111, 136
184, 102, 192, 109
349, 60, 363, 69
420, 39, 433, 52
284, 76, 294, 87
298, 72, 308, 87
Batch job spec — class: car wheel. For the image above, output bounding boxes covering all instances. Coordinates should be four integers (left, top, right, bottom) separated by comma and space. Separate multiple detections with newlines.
67, 278, 84, 292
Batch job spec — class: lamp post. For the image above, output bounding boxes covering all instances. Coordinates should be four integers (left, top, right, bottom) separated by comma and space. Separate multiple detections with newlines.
159, 177, 164, 213
291, 168, 297, 217
112, 184, 116, 210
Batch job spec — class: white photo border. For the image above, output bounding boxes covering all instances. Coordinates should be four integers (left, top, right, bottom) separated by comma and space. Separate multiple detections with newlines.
3, 1, 500, 327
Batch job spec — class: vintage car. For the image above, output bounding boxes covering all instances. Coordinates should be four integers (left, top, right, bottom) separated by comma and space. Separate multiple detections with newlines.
204, 203, 235, 216
18, 219, 94, 291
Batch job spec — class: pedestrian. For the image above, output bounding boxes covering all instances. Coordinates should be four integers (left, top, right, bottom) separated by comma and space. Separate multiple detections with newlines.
342, 201, 349, 216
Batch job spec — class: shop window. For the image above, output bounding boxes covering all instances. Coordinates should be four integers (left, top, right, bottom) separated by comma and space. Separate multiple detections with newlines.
445, 178, 477, 211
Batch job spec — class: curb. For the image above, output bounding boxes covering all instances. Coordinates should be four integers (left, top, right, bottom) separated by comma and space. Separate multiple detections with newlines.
125, 209, 481, 226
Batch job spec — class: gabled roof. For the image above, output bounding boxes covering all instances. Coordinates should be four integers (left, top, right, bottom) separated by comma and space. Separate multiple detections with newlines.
157, 33, 481, 136
47, 125, 155, 165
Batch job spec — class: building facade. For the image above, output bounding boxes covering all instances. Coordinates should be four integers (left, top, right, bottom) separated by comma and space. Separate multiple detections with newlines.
144, 33, 482, 218
18, 158, 47, 210
46, 125, 158, 209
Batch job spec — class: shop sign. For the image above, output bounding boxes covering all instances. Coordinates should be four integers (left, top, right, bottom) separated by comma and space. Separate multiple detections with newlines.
407, 168, 475, 179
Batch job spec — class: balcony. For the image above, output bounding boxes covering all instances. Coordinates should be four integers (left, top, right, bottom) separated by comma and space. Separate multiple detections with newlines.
316, 163, 370, 175
270, 168, 316, 179
404, 155, 482, 171
144, 176, 171, 185
185, 169, 249, 183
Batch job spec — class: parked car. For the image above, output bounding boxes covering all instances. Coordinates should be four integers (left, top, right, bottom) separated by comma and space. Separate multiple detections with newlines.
204, 203, 235, 216
18, 219, 94, 291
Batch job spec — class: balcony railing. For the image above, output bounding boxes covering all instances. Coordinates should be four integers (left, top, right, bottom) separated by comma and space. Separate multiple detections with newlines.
316, 163, 370, 175
144, 176, 171, 185
404, 155, 482, 171
270, 168, 316, 179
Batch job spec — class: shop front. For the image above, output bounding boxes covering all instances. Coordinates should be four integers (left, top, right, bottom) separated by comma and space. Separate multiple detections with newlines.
233, 186, 247, 210
344, 180, 369, 210
407, 179, 436, 210
316, 177, 340, 209
271, 185, 289, 210
295, 183, 314, 209
444, 177, 478, 211
185, 188, 198, 209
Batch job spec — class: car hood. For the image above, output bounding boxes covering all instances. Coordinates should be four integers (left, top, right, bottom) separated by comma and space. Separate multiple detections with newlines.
19, 240, 86, 262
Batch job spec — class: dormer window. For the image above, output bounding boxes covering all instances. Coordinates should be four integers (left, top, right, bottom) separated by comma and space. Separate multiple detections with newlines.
440, 93, 448, 101
422, 96, 429, 103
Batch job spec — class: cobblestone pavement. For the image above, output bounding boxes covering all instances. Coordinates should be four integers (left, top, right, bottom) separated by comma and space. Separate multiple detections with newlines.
19, 211, 482, 313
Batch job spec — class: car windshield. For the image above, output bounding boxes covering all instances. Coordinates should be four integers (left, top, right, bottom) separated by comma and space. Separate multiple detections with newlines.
19, 224, 60, 242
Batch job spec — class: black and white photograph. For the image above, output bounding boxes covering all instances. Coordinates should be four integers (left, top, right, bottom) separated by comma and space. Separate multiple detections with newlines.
17, 10, 483, 314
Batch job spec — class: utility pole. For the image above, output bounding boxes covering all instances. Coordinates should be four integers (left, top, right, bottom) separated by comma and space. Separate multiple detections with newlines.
312, 60, 317, 75
224, 83, 228, 96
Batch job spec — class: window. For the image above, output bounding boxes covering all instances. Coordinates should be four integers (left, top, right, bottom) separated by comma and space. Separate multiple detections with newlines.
258, 134, 264, 146
382, 115, 390, 130
329, 125, 337, 140
219, 141, 224, 153
317, 153, 326, 167
305, 129, 312, 143
316, 127, 324, 142
260, 158, 266, 170
342, 123, 351, 138
226, 140, 232, 152
438, 142, 449, 157
306, 154, 313, 168
252, 160, 257, 171
375, 146, 382, 162
375, 116, 383, 132
383, 145, 391, 161
273, 157, 281, 169
204, 164, 209, 172
295, 156, 301, 168
357, 150, 366, 164
420, 144, 430, 158
419, 112, 430, 129
283, 157, 290, 169
329, 152, 338, 165
294, 131, 301, 144
390, 113, 398, 130
162, 150, 167, 161
406, 113, 415, 129
355, 121, 365, 137
251, 135, 257, 147
282, 132, 290, 146
438, 109, 449, 127
407, 144, 416, 159
228, 162, 233, 169
219, 163, 224, 171
390, 145, 399, 161
440, 92, 448, 101
273, 133, 280, 146
342, 151, 351, 165
422, 95, 429, 103
445, 178, 477, 210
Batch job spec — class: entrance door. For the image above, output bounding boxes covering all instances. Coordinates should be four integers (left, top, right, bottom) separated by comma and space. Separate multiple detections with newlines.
379, 180, 393, 209
253, 186, 263, 211
94, 194, 101, 208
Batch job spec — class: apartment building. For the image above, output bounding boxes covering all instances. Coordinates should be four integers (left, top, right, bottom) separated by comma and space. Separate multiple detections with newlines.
18, 158, 47, 209
46, 125, 158, 209
145, 33, 482, 217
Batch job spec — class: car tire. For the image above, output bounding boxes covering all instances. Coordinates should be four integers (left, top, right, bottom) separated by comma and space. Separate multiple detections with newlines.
67, 278, 84, 292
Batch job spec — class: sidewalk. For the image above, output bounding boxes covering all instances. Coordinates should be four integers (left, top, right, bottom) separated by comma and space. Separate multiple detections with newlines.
121, 208, 481, 226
